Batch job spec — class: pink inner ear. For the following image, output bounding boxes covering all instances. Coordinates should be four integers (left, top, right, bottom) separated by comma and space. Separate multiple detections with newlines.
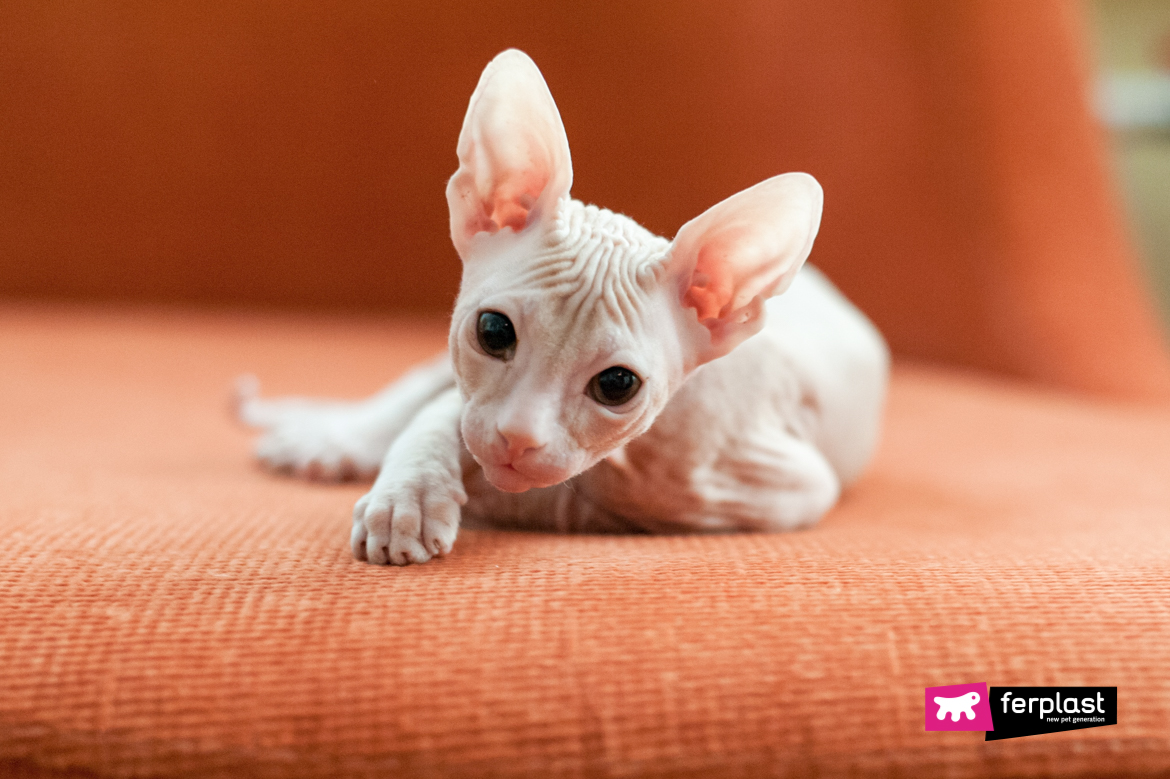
680, 236, 742, 321
487, 169, 549, 232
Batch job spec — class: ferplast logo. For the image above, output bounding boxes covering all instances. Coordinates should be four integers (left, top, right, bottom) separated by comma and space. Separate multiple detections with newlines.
985, 687, 1117, 741
924, 683, 994, 731
925, 684, 1117, 740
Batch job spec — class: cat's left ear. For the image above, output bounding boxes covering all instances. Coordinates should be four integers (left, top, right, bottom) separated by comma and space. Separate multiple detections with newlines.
446, 50, 573, 260
664, 173, 823, 364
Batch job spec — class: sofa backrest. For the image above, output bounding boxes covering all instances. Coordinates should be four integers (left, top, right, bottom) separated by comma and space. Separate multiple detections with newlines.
2, 0, 1168, 400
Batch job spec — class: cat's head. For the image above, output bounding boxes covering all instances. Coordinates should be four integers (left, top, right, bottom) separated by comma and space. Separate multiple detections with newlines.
447, 50, 823, 493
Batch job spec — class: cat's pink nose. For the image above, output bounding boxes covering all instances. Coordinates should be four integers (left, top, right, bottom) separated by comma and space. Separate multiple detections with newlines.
496, 426, 545, 461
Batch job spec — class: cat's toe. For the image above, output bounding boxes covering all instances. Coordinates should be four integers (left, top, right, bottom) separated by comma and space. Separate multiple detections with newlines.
350, 496, 371, 561
386, 495, 433, 565
355, 495, 394, 565
350, 521, 369, 562
421, 492, 461, 557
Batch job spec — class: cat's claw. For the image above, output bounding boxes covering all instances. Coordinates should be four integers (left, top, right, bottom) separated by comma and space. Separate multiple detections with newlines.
351, 473, 467, 565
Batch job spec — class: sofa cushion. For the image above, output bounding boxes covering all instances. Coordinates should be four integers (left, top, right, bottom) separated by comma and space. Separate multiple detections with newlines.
1, 304, 1168, 777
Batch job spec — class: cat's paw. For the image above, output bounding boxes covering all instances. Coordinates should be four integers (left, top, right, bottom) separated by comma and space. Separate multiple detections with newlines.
350, 468, 468, 565
235, 376, 388, 481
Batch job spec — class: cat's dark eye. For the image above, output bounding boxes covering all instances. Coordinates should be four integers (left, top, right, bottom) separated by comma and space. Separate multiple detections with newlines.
476, 311, 516, 359
588, 366, 642, 407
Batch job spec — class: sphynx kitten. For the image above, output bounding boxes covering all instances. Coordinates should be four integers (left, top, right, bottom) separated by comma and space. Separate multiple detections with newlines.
237, 50, 889, 565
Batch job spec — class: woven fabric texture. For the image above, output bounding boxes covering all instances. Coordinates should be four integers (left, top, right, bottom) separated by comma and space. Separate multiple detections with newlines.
1, 305, 1169, 778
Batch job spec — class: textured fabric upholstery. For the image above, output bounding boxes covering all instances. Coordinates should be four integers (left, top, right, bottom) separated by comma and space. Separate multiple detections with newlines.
2, 307, 1168, 778
3, 1, 1170, 775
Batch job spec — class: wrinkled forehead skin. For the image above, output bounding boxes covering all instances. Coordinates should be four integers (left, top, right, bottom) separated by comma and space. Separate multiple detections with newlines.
451, 198, 681, 377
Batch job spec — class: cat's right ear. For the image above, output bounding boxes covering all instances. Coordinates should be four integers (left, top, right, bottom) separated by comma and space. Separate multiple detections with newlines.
662, 173, 823, 365
446, 50, 573, 261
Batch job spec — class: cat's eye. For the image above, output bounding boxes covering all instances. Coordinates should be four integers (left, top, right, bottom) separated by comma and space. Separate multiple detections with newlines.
476, 311, 516, 359
588, 366, 642, 407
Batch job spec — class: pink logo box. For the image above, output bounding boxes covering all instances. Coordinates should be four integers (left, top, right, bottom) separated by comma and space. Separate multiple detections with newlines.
925, 682, 995, 731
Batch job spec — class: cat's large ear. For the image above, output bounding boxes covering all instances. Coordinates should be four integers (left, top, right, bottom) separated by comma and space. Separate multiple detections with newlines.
446, 50, 573, 260
664, 173, 823, 364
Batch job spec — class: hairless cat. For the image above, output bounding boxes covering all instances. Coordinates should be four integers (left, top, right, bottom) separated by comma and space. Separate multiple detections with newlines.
238, 50, 889, 565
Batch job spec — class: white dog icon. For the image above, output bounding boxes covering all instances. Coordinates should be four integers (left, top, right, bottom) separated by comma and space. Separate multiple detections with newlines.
934, 691, 980, 722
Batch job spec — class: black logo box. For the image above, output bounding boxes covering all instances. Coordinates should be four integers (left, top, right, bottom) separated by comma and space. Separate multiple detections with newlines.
986, 687, 1117, 741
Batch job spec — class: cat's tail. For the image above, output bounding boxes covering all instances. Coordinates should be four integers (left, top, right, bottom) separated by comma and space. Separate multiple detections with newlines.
232, 374, 294, 429
230, 374, 373, 430
232, 374, 261, 428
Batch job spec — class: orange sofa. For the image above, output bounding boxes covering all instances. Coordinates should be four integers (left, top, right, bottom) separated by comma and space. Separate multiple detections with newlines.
2, 2, 1169, 776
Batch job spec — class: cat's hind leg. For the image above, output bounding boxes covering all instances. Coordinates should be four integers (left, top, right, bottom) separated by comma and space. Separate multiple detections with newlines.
589, 429, 841, 534
694, 431, 840, 533
235, 355, 455, 481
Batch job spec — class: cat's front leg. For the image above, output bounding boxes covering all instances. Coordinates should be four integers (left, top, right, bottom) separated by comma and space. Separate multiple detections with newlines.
350, 387, 467, 565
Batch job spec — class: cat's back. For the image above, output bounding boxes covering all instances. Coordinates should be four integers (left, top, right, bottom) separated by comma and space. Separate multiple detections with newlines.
717, 265, 889, 486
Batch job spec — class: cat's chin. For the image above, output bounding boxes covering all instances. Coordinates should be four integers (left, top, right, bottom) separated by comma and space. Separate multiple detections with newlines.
482, 462, 563, 494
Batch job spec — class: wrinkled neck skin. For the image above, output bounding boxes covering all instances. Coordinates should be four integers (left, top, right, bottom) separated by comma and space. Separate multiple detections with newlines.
449, 197, 711, 494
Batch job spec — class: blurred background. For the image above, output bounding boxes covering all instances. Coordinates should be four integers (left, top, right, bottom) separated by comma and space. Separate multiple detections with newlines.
1091, 0, 1170, 329
2, 1, 1169, 397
